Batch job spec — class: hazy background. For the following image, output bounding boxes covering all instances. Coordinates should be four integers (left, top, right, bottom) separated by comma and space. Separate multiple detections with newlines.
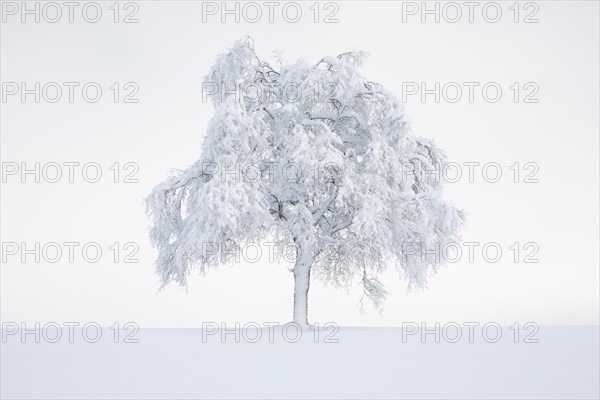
1, 1, 598, 327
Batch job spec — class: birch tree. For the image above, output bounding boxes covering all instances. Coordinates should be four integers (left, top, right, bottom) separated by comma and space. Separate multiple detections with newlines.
146, 37, 464, 326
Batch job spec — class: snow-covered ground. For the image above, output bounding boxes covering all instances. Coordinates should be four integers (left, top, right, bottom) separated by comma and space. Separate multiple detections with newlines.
1, 326, 598, 399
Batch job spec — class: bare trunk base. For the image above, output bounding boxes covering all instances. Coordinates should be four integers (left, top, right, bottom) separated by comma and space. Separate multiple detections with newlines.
292, 253, 311, 326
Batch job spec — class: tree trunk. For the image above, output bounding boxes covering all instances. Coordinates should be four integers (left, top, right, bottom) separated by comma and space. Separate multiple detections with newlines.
292, 249, 312, 327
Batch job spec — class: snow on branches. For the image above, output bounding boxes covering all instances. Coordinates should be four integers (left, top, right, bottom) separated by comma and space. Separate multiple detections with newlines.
146, 37, 464, 321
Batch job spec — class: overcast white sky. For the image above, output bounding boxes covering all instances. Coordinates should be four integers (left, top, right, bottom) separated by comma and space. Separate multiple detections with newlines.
1, 1, 598, 327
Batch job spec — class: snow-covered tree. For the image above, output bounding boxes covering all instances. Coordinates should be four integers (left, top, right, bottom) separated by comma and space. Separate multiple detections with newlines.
146, 37, 464, 326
